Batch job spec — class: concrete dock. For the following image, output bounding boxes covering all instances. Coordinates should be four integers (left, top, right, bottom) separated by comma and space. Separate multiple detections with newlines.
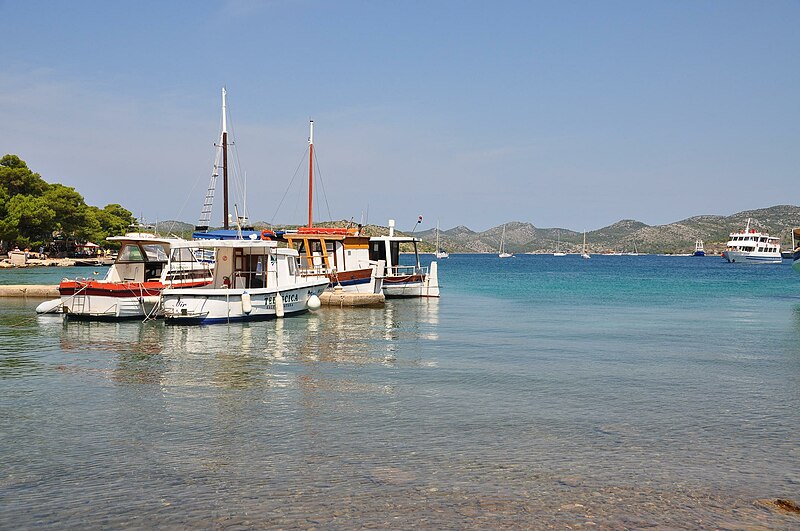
0, 285, 59, 297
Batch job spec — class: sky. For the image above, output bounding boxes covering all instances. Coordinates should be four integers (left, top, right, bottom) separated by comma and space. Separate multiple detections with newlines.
1, 0, 798, 232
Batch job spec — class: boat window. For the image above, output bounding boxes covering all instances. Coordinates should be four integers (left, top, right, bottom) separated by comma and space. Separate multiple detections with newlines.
171, 247, 197, 263
118, 243, 144, 262
326, 242, 335, 253
142, 244, 168, 262
369, 241, 386, 263
390, 241, 401, 268
287, 255, 297, 276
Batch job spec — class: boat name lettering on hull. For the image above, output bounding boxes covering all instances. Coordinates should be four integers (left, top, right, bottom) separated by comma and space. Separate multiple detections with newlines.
265, 293, 300, 305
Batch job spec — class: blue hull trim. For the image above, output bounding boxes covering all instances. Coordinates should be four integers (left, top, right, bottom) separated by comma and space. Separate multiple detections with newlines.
165, 309, 309, 325
334, 277, 371, 287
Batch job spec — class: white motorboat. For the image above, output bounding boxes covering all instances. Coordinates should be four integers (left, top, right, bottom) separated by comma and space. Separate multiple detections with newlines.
161, 239, 329, 324
57, 233, 213, 320
722, 218, 781, 264
693, 239, 705, 257
369, 219, 440, 297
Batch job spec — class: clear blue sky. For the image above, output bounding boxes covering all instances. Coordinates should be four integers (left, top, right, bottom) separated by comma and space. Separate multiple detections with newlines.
2, 0, 798, 232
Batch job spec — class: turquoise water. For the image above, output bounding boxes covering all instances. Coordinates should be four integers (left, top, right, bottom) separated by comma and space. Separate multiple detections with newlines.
1, 256, 799, 528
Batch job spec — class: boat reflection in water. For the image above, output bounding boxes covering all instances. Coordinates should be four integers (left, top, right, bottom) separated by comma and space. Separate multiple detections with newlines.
53, 297, 439, 393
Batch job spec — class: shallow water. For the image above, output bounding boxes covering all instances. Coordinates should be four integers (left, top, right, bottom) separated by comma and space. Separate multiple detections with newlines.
1, 255, 799, 528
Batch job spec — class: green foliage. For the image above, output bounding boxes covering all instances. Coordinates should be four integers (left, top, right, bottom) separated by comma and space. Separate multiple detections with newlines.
0, 155, 49, 197
0, 194, 56, 247
0, 154, 138, 249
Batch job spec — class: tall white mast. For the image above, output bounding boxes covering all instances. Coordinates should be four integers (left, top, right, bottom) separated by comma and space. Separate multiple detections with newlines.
308, 120, 314, 228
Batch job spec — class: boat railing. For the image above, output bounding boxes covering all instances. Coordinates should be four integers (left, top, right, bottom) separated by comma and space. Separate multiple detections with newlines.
388, 265, 427, 277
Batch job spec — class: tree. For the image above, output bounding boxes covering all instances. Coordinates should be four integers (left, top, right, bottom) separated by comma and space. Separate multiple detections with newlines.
87, 204, 136, 245
0, 155, 49, 197
0, 195, 56, 247
43, 183, 98, 239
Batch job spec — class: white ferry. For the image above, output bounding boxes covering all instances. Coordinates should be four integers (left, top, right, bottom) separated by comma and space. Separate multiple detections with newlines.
722, 218, 782, 264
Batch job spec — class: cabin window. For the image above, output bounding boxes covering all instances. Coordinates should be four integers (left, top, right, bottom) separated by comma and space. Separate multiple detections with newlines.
287, 255, 297, 276
118, 244, 144, 262
142, 244, 168, 262
369, 242, 386, 263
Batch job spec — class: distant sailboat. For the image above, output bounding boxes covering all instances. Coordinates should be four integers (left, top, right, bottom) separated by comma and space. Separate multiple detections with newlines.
435, 220, 449, 259
499, 224, 513, 258
553, 230, 566, 256
581, 231, 590, 259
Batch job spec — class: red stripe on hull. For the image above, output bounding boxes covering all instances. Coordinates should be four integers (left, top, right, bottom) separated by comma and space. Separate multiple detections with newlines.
384, 275, 424, 284
328, 268, 372, 283
59, 280, 210, 298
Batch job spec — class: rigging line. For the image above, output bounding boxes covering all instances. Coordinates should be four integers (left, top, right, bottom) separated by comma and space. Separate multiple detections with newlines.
269, 147, 309, 226
225, 102, 249, 220
312, 148, 334, 222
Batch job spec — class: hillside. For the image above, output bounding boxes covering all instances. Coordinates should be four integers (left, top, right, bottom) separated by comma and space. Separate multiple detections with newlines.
154, 205, 800, 255
415, 205, 800, 254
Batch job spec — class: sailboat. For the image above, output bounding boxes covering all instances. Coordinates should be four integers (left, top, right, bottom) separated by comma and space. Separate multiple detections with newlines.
499, 224, 513, 258
280, 121, 382, 294
581, 231, 590, 259
553, 230, 566, 256
435, 220, 449, 259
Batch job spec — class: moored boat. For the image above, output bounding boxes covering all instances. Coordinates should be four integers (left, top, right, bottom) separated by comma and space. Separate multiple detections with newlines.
693, 239, 705, 257
370, 219, 440, 297
722, 218, 781, 264
499, 224, 513, 258
161, 239, 329, 324
435, 221, 449, 259
58, 233, 213, 320
281, 226, 383, 294
277, 121, 383, 295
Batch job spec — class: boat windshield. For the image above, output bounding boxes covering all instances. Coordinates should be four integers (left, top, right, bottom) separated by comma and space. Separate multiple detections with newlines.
142, 244, 169, 262
117, 243, 144, 262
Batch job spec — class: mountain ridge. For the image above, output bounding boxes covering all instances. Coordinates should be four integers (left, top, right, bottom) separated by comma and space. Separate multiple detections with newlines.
152, 204, 800, 255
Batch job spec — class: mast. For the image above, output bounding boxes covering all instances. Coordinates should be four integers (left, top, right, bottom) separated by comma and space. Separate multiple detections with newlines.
222, 87, 229, 230
308, 120, 314, 228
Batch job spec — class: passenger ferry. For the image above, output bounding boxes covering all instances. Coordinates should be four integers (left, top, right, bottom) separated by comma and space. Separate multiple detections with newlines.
722, 218, 782, 264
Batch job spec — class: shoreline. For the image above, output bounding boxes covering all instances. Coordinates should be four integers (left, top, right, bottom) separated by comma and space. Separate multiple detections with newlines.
1, 257, 88, 268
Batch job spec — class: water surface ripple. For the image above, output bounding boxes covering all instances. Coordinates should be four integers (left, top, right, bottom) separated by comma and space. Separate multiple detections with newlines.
1, 256, 799, 528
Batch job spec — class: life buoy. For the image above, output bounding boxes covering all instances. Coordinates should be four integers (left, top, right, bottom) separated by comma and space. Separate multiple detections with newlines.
261, 229, 275, 240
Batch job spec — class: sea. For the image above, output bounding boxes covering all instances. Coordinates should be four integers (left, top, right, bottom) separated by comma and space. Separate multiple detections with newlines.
1, 255, 799, 528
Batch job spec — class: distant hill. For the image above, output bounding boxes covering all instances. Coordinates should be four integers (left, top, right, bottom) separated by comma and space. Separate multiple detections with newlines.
153, 205, 800, 255
415, 205, 800, 254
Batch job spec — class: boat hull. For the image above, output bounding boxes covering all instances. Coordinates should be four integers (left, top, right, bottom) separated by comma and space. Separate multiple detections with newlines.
693, 251, 705, 257
722, 251, 782, 264
326, 267, 380, 293
58, 279, 210, 320
382, 262, 440, 298
161, 280, 328, 324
